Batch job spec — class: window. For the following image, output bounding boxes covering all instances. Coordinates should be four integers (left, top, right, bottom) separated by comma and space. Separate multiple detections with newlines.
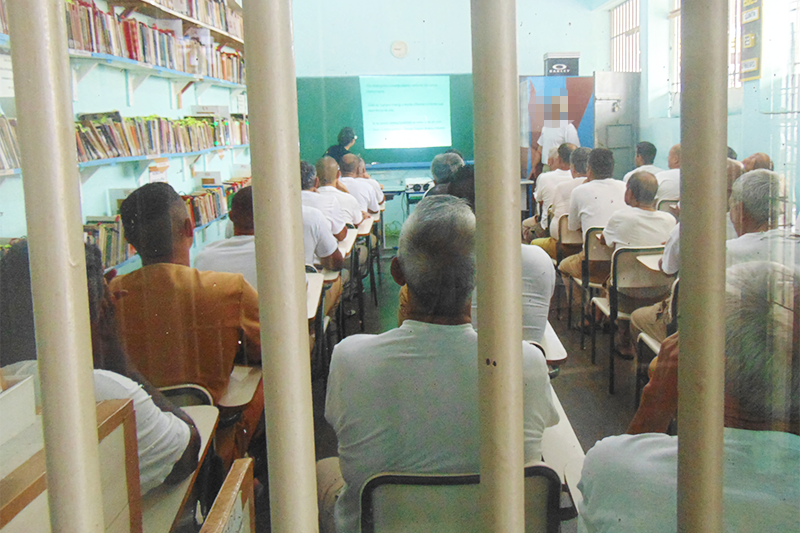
670, 0, 742, 92
611, 0, 641, 72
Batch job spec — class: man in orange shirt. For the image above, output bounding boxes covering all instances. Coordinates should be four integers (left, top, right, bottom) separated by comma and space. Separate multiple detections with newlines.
110, 182, 263, 464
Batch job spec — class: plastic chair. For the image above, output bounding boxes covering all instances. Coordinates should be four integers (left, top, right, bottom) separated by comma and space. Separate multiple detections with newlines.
160, 383, 214, 406
554, 214, 582, 321
360, 463, 562, 533
590, 246, 674, 394
657, 199, 679, 220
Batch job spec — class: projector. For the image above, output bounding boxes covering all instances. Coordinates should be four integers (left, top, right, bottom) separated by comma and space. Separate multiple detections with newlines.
404, 177, 434, 194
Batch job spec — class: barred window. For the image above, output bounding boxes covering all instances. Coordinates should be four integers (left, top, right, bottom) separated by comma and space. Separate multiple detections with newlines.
611, 0, 641, 72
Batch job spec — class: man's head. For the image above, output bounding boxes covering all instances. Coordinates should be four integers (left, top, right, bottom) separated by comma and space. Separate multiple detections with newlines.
667, 144, 681, 169
120, 183, 193, 265
392, 196, 476, 320
430, 152, 464, 184
315, 156, 340, 187
556, 143, 576, 171
729, 169, 783, 236
0, 240, 106, 368
724, 262, 797, 431
634, 141, 657, 167
229, 186, 254, 236
300, 160, 318, 190
340, 153, 360, 176
448, 164, 476, 210
742, 152, 773, 172
625, 171, 658, 209
587, 148, 615, 180
570, 147, 591, 178
337, 127, 357, 149
546, 147, 559, 168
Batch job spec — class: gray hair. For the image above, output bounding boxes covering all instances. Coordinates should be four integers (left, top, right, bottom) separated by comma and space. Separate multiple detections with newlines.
430, 153, 464, 184
570, 147, 591, 175
724, 261, 798, 425
729, 169, 783, 227
397, 196, 476, 315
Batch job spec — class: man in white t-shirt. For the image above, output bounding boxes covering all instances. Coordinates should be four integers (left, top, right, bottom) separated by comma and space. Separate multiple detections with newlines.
300, 160, 347, 241
558, 148, 627, 288
622, 141, 663, 183
338, 154, 380, 215
195, 187, 343, 290
534, 143, 577, 232
316, 156, 367, 226
579, 262, 800, 533
315, 196, 559, 533
530, 96, 581, 178
654, 144, 681, 203
356, 157, 385, 204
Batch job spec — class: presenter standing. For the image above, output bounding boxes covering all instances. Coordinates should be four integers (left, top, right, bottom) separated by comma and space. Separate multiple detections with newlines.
529, 97, 580, 179
325, 127, 358, 163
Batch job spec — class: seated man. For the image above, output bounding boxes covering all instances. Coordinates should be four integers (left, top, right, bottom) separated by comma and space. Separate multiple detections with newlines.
424, 151, 464, 197
301, 160, 348, 241
622, 141, 662, 183
579, 261, 800, 532
338, 154, 381, 216
316, 156, 367, 226
742, 151, 773, 172
356, 156, 385, 207
654, 144, 681, 203
0, 240, 201, 495
110, 182, 263, 464
533, 142, 576, 235
318, 195, 559, 533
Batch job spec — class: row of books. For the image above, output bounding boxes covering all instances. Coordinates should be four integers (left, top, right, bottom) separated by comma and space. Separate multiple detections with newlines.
182, 186, 228, 229
83, 216, 136, 271
0, 115, 20, 171
75, 112, 249, 163
64, 1, 245, 84
153, 0, 243, 39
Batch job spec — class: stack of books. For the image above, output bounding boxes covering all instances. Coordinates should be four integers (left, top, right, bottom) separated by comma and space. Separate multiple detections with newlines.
83, 215, 135, 270
182, 186, 228, 228
75, 112, 249, 163
0, 115, 20, 170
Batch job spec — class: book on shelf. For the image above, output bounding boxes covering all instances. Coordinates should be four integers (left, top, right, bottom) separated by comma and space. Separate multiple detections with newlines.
75, 111, 249, 163
0, 114, 20, 170
154, 0, 243, 40
83, 215, 135, 270
181, 185, 229, 228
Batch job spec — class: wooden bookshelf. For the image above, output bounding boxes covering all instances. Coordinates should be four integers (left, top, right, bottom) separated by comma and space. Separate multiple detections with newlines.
108, 0, 244, 51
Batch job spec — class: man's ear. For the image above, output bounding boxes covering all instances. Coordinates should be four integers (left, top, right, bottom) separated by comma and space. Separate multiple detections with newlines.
390, 256, 406, 287
314, 176, 320, 188
182, 217, 194, 238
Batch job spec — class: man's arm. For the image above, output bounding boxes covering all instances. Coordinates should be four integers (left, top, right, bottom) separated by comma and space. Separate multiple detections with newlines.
627, 333, 679, 434
239, 280, 263, 365
334, 226, 347, 241
528, 145, 542, 180
567, 189, 581, 232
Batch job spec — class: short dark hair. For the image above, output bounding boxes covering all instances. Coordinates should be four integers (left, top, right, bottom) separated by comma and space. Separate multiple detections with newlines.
636, 142, 658, 165
588, 148, 615, 179
300, 160, 316, 190
119, 182, 184, 260
557, 143, 575, 167
337, 127, 356, 146
448, 164, 476, 211
727, 146, 738, 160
627, 171, 658, 205
570, 147, 591, 174
444, 148, 464, 159
229, 186, 254, 231
0, 240, 104, 366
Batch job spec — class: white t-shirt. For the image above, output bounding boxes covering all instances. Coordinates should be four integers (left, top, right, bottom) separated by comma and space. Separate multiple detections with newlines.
661, 223, 680, 275
726, 228, 798, 267
365, 178, 385, 204
655, 168, 680, 202
550, 177, 587, 239
537, 121, 580, 160
339, 177, 380, 213
302, 205, 338, 265
472, 244, 555, 342
325, 321, 559, 533
568, 179, 628, 239
301, 190, 346, 236
622, 164, 664, 183
602, 206, 677, 250
318, 185, 364, 226
1, 362, 191, 495
578, 429, 800, 533
534, 168, 572, 230
194, 235, 258, 290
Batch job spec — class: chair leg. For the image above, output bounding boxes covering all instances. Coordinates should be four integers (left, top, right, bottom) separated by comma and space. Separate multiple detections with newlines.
590, 300, 597, 364
567, 280, 573, 329
369, 242, 378, 307
608, 318, 616, 395
634, 339, 644, 409
555, 275, 562, 320
357, 246, 366, 332
580, 285, 587, 350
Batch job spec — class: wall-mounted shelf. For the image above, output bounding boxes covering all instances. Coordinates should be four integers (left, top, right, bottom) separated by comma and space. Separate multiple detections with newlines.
108, 0, 244, 51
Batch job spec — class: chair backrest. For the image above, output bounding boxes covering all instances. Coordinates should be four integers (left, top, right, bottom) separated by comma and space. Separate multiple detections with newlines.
657, 199, 679, 219
584, 227, 612, 262
557, 214, 582, 246
610, 246, 674, 302
160, 383, 214, 407
360, 464, 561, 533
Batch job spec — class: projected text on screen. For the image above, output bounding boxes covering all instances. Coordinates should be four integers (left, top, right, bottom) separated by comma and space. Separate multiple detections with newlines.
359, 76, 452, 149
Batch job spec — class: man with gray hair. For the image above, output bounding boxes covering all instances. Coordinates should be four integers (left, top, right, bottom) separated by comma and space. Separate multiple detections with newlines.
726, 169, 792, 266
424, 151, 464, 197
300, 160, 347, 241
316, 195, 559, 533
578, 261, 800, 532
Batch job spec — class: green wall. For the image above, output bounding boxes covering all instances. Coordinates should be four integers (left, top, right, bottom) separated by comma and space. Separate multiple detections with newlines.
296, 75, 474, 164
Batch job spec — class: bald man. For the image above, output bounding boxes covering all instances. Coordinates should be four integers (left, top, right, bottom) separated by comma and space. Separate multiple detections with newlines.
315, 156, 367, 226
654, 144, 681, 202
742, 152, 773, 172
338, 154, 381, 215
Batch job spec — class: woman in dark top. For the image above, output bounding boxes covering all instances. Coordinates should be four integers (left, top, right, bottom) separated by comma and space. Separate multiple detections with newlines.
325, 127, 357, 163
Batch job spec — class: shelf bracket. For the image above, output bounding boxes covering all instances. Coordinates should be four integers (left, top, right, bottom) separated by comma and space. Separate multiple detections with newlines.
79, 165, 102, 184
195, 81, 212, 99
71, 61, 98, 102
126, 71, 151, 106
171, 80, 195, 109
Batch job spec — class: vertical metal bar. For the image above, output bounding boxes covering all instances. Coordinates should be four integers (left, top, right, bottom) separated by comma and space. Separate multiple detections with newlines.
678, 0, 728, 531
6, 0, 105, 531
242, 1, 319, 531
471, 0, 525, 531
